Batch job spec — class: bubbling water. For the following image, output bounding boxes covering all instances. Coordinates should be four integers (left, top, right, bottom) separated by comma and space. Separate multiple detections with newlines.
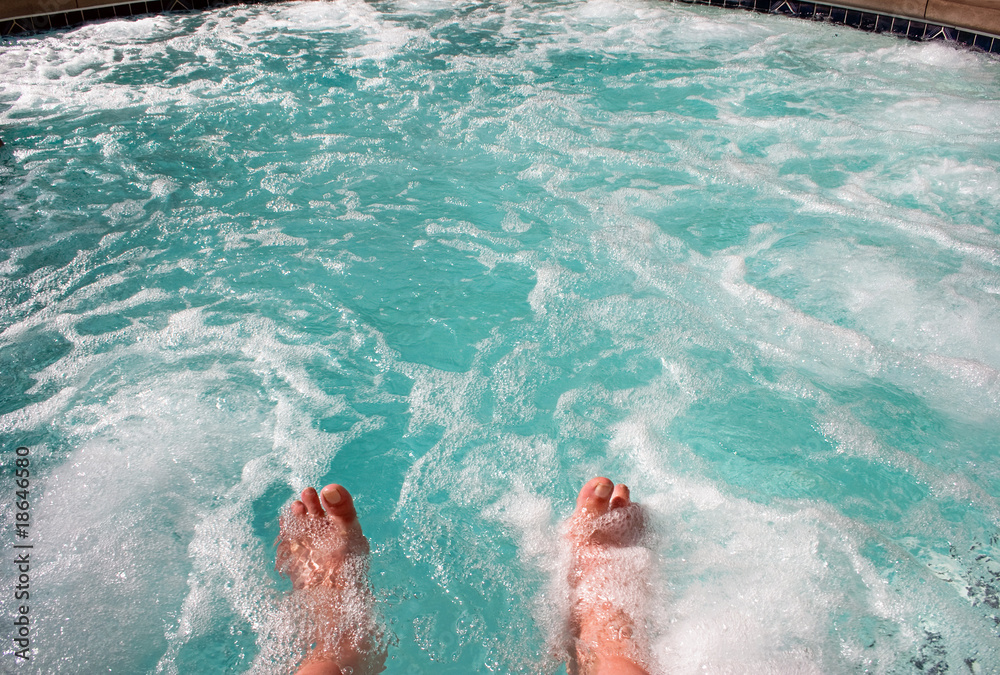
1, 0, 999, 673
258, 502, 384, 674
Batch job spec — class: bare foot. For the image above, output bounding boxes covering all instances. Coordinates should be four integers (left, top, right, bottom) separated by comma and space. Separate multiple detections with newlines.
277, 484, 385, 675
565, 477, 652, 675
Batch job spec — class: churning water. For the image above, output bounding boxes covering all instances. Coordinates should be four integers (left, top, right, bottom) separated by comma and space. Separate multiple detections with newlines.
1, 0, 999, 672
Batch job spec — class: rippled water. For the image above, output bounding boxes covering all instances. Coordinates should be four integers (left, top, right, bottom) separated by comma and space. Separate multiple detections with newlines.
1, 0, 999, 672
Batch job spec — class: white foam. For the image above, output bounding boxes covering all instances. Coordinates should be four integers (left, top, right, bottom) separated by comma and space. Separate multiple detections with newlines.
490, 467, 931, 674
0, 1, 429, 126
0, 293, 401, 670
1, 1, 998, 672
14, 373, 271, 672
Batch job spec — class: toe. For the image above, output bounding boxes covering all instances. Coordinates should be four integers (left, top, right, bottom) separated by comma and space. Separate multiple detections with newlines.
301, 487, 324, 516
320, 484, 359, 525
610, 483, 631, 509
290, 500, 307, 517
576, 476, 614, 516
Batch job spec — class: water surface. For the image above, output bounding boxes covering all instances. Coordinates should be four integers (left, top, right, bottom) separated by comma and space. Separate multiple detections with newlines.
1, 1, 999, 672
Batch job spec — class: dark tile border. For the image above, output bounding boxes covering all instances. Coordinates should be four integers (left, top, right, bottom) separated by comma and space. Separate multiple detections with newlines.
717, 0, 999, 53
0, 0, 997, 55
1, 0, 277, 39
687, 0, 998, 53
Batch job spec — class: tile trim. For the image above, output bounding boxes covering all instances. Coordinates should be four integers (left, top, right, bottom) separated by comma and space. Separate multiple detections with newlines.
674, 0, 998, 51
0, 0, 997, 55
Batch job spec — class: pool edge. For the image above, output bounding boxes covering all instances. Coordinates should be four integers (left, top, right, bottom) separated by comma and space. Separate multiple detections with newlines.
0, 0, 997, 56
0, 0, 280, 37
673, 0, 999, 54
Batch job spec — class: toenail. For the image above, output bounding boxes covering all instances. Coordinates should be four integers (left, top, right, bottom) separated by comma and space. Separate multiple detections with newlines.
322, 487, 342, 505
595, 482, 612, 498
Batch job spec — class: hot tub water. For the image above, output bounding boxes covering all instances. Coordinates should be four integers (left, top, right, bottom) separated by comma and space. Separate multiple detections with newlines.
1, 1, 999, 672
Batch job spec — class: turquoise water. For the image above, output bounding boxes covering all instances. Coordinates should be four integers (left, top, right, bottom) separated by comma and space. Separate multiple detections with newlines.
1, 0, 999, 672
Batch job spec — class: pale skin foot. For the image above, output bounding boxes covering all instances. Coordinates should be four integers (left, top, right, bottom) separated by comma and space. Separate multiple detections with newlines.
277, 480, 649, 675
565, 477, 652, 675
277, 484, 385, 675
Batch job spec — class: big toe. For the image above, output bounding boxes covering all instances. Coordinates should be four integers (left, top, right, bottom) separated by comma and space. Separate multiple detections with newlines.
320, 484, 359, 525
575, 476, 614, 517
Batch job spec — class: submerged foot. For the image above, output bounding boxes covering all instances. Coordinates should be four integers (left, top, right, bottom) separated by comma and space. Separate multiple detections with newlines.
565, 477, 652, 675
277, 484, 384, 675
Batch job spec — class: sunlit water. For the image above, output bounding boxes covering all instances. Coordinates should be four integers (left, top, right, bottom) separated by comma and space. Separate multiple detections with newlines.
1, 0, 999, 672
